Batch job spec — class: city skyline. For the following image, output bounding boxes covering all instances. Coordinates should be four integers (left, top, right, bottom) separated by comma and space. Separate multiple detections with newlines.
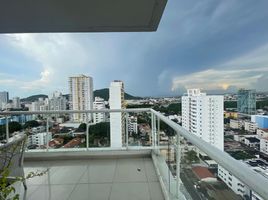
1, 1, 268, 97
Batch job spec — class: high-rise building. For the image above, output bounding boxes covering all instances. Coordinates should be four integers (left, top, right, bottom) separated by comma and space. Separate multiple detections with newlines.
109, 80, 125, 148
93, 97, 106, 123
12, 97, 21, 109
69, 75, 93, 122
48, 91, 67, 111
237, 89, 256, 115
182, 89, 224, 151
0, 91, 9, 110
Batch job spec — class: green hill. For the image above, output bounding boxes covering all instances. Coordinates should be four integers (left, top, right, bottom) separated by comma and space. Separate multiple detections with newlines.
21, 94, 48, 102
94, 88, 140, 101
21, 89, 140, 103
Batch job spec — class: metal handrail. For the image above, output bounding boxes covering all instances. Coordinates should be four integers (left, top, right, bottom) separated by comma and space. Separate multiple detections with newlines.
0, 108, 151, 116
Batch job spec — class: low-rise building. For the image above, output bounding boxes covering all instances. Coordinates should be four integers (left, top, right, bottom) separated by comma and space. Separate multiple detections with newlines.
128, 116, 138, 134
28, 132, 52, 147
192, 166, 217, 182
233, 134, 258, 143
251, 115, 268, 129
218, 166, 249, 197
218, 159, 268, 199
244, 137, 260, 149
63, 138, 84, 148
244, 121, 258, 133
230, 119, 243, 129
260, 137, 268, 155
257, 129, 268, 138
224, 111, 238, 119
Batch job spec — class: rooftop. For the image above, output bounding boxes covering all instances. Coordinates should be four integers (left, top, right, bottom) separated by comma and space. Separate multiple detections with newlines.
192, 166, 215, 180
245, 137, 260, 143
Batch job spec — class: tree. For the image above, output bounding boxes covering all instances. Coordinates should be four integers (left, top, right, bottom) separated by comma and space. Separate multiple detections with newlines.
77, 123, 86, 132
89, 122, 110, 139
160, 121, 175, 136
23, 120, 40, 129
0, 122, 22, 140
185, 150, 199, 163
8, 122, 22, 133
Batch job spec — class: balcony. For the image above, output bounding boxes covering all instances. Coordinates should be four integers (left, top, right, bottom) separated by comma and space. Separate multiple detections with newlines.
22, 154, 163, 200
1, 109, 268, 200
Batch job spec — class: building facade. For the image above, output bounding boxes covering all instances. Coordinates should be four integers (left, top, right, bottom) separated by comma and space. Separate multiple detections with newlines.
182, 89, 224, 151
237, 89, 256, 115
219, 159, 268, 200
69, 75, 93, 122
93, 97, 106, 123
109, 80, 125, 148
12, 97, 21, 109
28, 132, 52, 147
251, 115, 268, 129
128, 116, 138, 134
244, 121, 258, 133
260, 138, 268, 155
48, 91, 67, 111
0, 91, 9, 110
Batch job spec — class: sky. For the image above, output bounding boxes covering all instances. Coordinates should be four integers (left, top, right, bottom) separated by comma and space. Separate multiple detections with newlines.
1, 0, 268, 98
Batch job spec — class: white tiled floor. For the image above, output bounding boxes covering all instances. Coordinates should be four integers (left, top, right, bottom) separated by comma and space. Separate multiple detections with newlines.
16, 158, 164, 200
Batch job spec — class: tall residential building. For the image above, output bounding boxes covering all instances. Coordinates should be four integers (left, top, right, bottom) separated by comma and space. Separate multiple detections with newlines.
48, 91, 67, 111
182, 89, 224, 151
69, 75, 93, 122
237, 89, 256, 115
0, 91, 9, 110
93, 97, 106, 123
12, 97, 21, 109
109, 80, 125, 148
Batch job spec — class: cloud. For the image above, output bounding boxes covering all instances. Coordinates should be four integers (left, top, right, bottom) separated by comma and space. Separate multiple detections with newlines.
4, 34, 94, 94
1, 0, 268, 97
171, 42, 268, 93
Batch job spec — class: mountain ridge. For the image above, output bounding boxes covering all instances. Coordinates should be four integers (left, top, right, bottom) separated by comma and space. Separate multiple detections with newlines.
21, 88, 141, 102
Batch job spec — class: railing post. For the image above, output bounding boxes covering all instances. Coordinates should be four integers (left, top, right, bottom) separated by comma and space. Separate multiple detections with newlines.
5, 116, 9, 140
46, 116, 49, 152
86, 114, 89, 150
176, 132, 181, 199
125, 112, 129, 149
157, 116, 160, 155
151, 112, 154, 147
154, 114, 157, 148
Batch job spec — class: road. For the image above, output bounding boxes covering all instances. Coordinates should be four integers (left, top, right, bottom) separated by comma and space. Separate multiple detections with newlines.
180, 169, 204, 200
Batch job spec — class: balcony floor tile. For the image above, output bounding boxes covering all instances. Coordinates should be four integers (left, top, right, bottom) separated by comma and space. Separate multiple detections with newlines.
17, 157, 164, 200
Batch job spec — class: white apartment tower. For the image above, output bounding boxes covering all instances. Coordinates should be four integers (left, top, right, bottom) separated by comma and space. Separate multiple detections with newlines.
69, 75, 93, 122
182, 89, 224, 151
12, 97, 21, 109
0, 91, 9, 110
93, 97, 106, 123
48, 91, 67, 111
109, 80, 125, 148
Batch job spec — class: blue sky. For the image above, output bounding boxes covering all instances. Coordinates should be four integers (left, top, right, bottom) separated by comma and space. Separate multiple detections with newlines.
1, 0, 268, 98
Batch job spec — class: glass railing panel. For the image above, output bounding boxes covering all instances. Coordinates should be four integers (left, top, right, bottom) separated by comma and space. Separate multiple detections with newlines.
179, 136, 245, 200
89, 112, 110, 148
126, 111, 152, 147
151, 109, 268, 200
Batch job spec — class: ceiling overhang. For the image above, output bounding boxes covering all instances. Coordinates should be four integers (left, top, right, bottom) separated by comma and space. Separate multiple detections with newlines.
0, 0, 167, 33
